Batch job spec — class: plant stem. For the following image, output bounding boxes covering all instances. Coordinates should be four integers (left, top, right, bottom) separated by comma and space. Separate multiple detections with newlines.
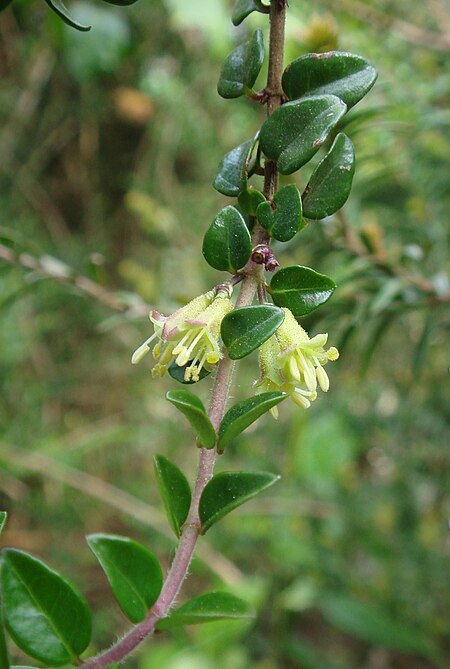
81, 4, 286, 667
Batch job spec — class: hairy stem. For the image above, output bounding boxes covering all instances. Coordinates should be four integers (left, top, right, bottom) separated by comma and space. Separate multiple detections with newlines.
81, 4, 286, 667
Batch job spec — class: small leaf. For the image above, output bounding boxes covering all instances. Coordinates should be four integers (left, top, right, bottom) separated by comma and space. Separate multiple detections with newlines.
218, 392, 287, 451
270, 265, 336, 317
302, 133, 355, 219
166, 390, 216, 449
259, 95, 347, 175
202, 206, 252, 273
282, 51, 378, 109
232, 0, 269, 26
221, 305, 284, 360
0, 549, 91, 665
213, 135, 258, 197
157, 591, 254, 629
168, 360, 211, 384
256, 184, 304, 242
87, 534, 163, 624
0, 513, 6, 534
218, 30, 264, 99
237, 187, 266, 216
154, 455, 192, 538
44, 0, 91, 31
199, 471, 280, 533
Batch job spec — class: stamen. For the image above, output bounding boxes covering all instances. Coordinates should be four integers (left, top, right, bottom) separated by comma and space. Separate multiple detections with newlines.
315, 364, 329, 392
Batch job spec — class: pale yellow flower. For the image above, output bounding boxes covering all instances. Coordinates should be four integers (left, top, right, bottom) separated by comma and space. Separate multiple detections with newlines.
254, 307, 339, 417
132, 288, 233, 382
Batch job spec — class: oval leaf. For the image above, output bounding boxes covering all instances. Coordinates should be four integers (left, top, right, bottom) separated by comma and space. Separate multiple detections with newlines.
154, 455, 191, 538
302, 133, 355, 219
218, 30, 264, 99
157, 591, 254, 629
0, 512, 6, 534
256, 184, 304, 242
166, 390, 216, 449
202, 206, 251, 273
218, 392, 287, 452
44, 0, 91, 31
259, 95, 347, 175
221, 305, 284, 360
282, 51, 378, 109
270, 265, 336, 317
87, 534, 163, 624
168, 359, 211, 385
232, 0, 269, 26
0, 549, 91, 665
237, 187, 266, 216
213, 135, 258, 197
199, 471, 280, 534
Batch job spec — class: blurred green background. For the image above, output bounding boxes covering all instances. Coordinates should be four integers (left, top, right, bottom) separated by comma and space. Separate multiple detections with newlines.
0, 0, 449, 667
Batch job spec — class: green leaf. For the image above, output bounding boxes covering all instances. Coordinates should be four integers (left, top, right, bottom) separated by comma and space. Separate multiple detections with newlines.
221, 305, 285, 360
87, 534, 163, 624
166, 390, 216, 449
256, 184, 304, 242
154, 455, 192, 538
218, 29, 264, 99
0, 513, 6, 534
202, 206, 252, 273
101, 0, 138, 5
168, 360, 211, 384
199, 471, 280, 533
157, 591, 254, 629
44, 0, 91, 31
213, 135, 258, 197
0, 549, 91, 665
270, 265, 336, 317
259, 95, 347, 175
218, 392, 287, 451
237, 187, 266, 216
302, 133, 355, 219
232, 0, 269, 26
282, 51, 378, 109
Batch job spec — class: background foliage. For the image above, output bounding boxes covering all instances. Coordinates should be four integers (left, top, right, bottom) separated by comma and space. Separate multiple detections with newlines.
0, 0, 449, 667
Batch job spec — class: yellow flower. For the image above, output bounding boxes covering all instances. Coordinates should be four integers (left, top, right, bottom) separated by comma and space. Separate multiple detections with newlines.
132, 287, 233, 382
254, 307, 339, 417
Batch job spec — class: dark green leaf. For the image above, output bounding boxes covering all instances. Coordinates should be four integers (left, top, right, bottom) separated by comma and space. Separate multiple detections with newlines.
154, 455, 191, 538
237, 187, 266, 216
168, 359, 211, 384
0, 513, 6, 534
166, 390, 216, 449
320, 595, 437, 657
202, 206, 252, 273
221, 305, 285, 360
259, 95, 346, 175
44, 0, 91, 31
199, 471, 280, 533
218, 30, 264, 99
0, 549, 91, 665
87, 534, 163, 624
218, 392, 287, 451
213, 135, 258, 197
232, 0, 269, 26
256, 184, 304, 241
270, 265, 336, 317
157, 591, 254, 629
302, 133, 355, 219
282, 51, 378, 109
